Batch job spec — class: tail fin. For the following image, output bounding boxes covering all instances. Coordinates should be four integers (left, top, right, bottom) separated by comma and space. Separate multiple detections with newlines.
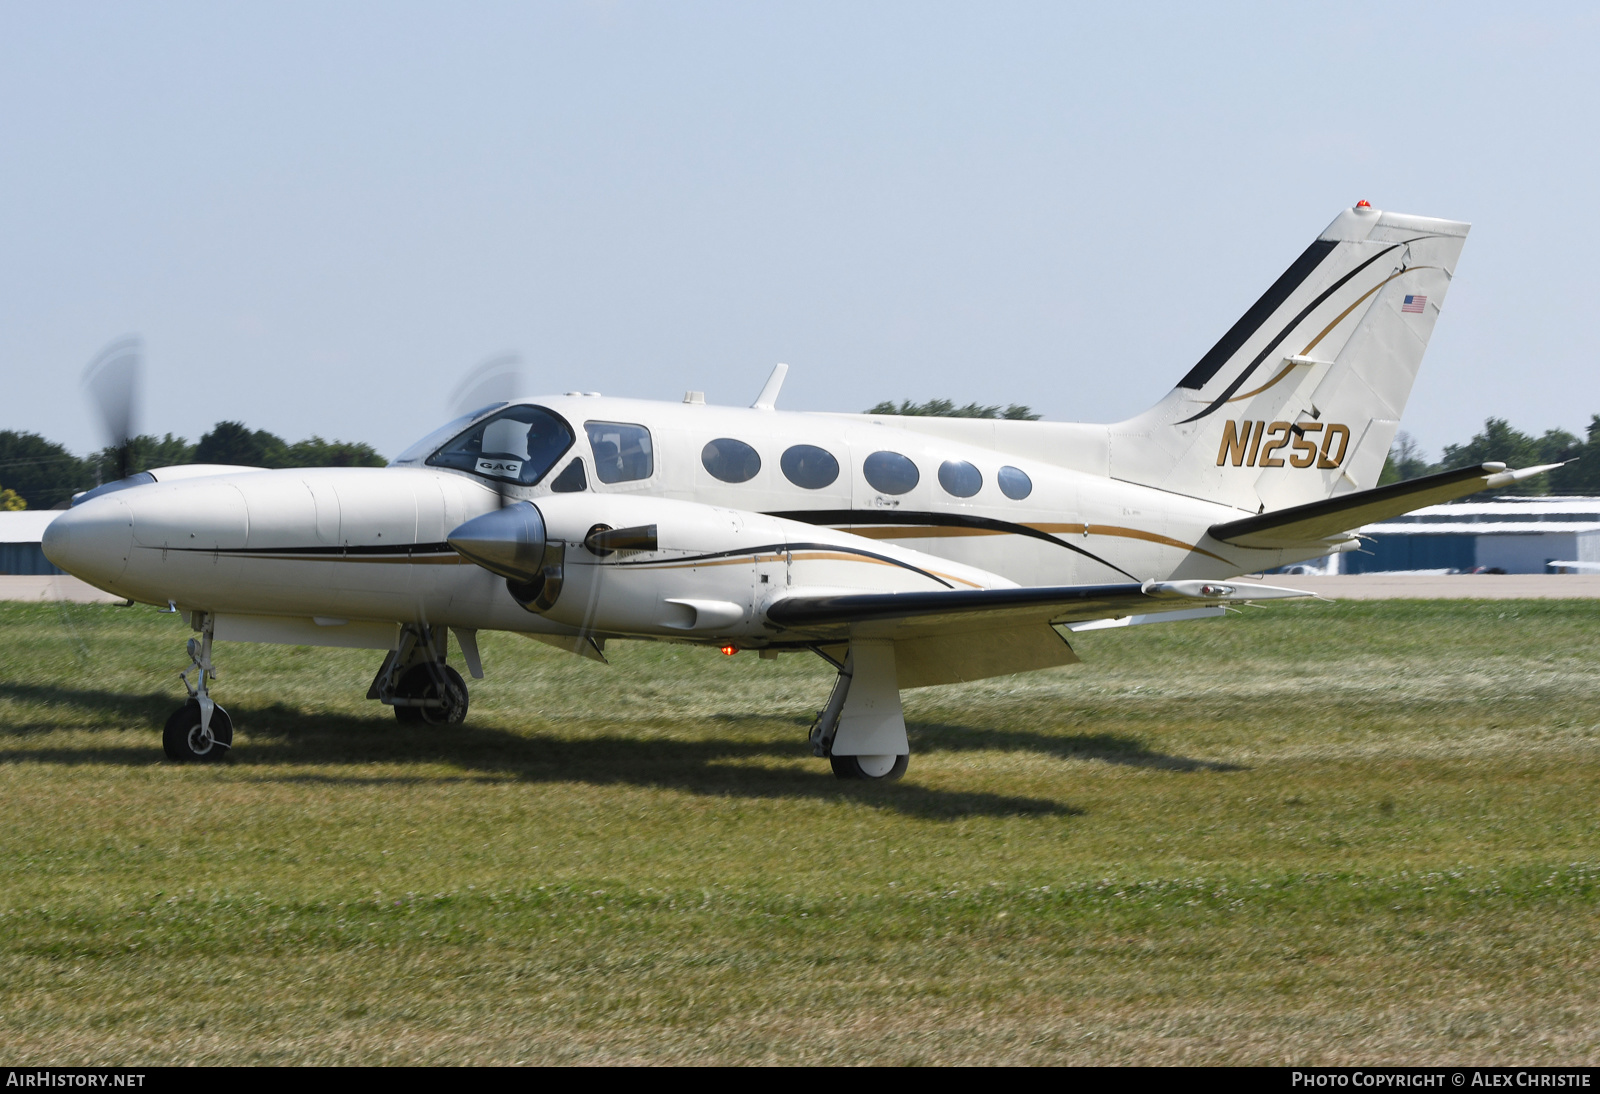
1109, 203, 1469, 513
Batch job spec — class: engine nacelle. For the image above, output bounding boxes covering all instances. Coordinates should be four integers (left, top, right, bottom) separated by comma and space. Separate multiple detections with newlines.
446, 494, 1008, 643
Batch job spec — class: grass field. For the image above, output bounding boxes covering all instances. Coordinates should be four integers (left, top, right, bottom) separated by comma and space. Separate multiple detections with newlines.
1, 597, 1598, 1064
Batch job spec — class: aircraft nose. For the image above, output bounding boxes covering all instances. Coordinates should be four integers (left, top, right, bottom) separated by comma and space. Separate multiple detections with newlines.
41, 496, 134, 585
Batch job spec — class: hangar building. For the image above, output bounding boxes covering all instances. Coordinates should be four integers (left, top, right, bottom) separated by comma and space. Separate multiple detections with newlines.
0, 512, 62, 575
1343, 496, 1600, 574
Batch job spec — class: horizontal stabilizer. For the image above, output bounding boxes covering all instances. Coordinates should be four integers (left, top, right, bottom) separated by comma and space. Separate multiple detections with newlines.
1209, 462, 1565, 548
766, 579, 1309, 639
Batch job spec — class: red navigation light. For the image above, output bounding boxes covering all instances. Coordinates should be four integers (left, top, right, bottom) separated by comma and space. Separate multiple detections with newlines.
720, 644, 738, 656
1355, 199, 1371, 208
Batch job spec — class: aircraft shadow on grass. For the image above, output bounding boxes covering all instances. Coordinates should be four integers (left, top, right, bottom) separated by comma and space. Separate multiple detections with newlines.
0, 683, 1239, 818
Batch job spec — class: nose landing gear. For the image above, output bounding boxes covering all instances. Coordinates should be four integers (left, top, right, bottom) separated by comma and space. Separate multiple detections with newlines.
164, 612, 232, 762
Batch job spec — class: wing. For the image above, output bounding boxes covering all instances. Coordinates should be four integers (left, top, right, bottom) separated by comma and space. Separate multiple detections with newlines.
1208, 462, 1565, 549
767, 578, 1308, 636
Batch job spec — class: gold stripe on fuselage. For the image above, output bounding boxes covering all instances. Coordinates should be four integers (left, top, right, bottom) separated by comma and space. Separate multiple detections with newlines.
624, 550, 983, 589
837, 522, 1235, 566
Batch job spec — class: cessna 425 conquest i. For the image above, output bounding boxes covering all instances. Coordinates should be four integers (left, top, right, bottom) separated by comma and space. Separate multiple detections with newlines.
43, 202, 1556, 778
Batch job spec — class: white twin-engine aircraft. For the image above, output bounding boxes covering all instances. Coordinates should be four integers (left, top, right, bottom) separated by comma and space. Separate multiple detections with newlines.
43, 203, 1556, 777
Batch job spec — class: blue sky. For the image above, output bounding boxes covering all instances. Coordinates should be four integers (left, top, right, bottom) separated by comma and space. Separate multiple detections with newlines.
3, 1, 1597, 461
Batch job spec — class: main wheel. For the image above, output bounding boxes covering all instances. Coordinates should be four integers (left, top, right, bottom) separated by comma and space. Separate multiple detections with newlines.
162, 700, 234, 762
830, 753, 908, 781
393, 664, 469, 726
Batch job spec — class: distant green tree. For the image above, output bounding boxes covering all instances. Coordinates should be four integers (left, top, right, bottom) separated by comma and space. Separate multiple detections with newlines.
866, 398, 1041, 420
195, 422, 290, 467
1547, 414, 1600, 495
0, 487, 25, 511
194, 422, 383, 468
1437, 418, 1581, 497
0, 431, 91, 509
283, 436, 386, 468
88, 433, 199, 481
1377, 431, 1432, 486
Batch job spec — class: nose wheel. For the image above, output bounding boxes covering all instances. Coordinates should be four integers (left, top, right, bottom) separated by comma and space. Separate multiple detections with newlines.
163, 699, 234, 761
165, 611, 232, 762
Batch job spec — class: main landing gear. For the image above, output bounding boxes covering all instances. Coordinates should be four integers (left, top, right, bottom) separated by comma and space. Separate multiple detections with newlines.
367, 624, 470, 726
164, 612, 232, 762
809, 639, 910, 781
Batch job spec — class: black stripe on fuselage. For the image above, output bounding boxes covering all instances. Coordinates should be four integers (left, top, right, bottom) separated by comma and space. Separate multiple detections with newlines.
153, 542, 458, 557
1175, 243, 1402, 424
765, 509, 1140, 581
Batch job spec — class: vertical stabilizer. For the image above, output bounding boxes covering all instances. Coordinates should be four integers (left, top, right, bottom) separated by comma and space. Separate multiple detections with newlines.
1109, 204, 1469, 512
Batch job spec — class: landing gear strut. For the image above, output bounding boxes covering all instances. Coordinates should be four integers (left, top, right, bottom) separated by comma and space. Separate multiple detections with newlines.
809, 640, 909, 781
164, 612, 232, 762
368, 624, 470, 726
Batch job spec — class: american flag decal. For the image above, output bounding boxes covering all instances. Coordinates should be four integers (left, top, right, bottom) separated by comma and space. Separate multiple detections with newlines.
1402, 294, 1427, 313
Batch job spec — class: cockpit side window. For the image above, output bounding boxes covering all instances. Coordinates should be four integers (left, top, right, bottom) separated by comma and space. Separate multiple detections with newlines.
426, 405, 575, 486
585, 422, 654, 484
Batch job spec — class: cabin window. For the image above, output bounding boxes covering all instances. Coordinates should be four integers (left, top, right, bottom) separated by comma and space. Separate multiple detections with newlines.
549, 458, 587, 493
863, 451, 919, 495
780, 445, 840, 490
586, 422, 654, 484
937, 459, 982, 498
998, 465, 1032, 500
427, 404, 574, 486
701, 438, 761, 483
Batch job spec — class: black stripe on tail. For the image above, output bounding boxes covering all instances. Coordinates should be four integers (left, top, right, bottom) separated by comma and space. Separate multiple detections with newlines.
1176, 239, 1336, 391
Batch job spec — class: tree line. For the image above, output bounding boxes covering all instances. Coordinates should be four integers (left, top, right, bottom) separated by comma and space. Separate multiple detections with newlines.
1380, 415, 1599, 496
0, 422, 384, 510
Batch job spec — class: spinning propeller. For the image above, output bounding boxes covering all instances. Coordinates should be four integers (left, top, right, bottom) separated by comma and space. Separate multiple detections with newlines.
450, 352, 529, 511
82, 336, 143, 482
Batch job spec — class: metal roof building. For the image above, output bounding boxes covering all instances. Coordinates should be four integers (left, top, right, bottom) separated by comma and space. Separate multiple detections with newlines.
0, 511, 62, 575
1343, 496, 1600, 574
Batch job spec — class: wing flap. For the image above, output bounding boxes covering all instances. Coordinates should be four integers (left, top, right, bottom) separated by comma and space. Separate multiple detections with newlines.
1208, 462, 1564, 548
894, 625, 1080, 689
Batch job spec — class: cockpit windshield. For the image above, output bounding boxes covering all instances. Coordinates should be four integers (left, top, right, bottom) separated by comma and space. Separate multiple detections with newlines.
426, 404, 575, 486
390, 403, 507, 467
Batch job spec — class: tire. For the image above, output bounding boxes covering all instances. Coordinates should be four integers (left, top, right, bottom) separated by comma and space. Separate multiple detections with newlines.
162, 700, 234, 762
830, 753, 908, 781
393, 664, 469, 726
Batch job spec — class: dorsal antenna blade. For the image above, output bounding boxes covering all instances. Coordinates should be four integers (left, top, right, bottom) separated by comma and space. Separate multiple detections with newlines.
751, 362, 788, 410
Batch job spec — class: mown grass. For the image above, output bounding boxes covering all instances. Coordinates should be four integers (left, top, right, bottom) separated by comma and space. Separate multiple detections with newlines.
1, 598, 1597, 1064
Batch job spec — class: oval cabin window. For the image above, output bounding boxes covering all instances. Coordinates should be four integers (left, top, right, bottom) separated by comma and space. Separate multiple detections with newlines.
780, 445, 840, 490
701, 438, 761, 484
998, 465, 1032, 500
863, 451, 919, 495
937, 459, 982, 498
